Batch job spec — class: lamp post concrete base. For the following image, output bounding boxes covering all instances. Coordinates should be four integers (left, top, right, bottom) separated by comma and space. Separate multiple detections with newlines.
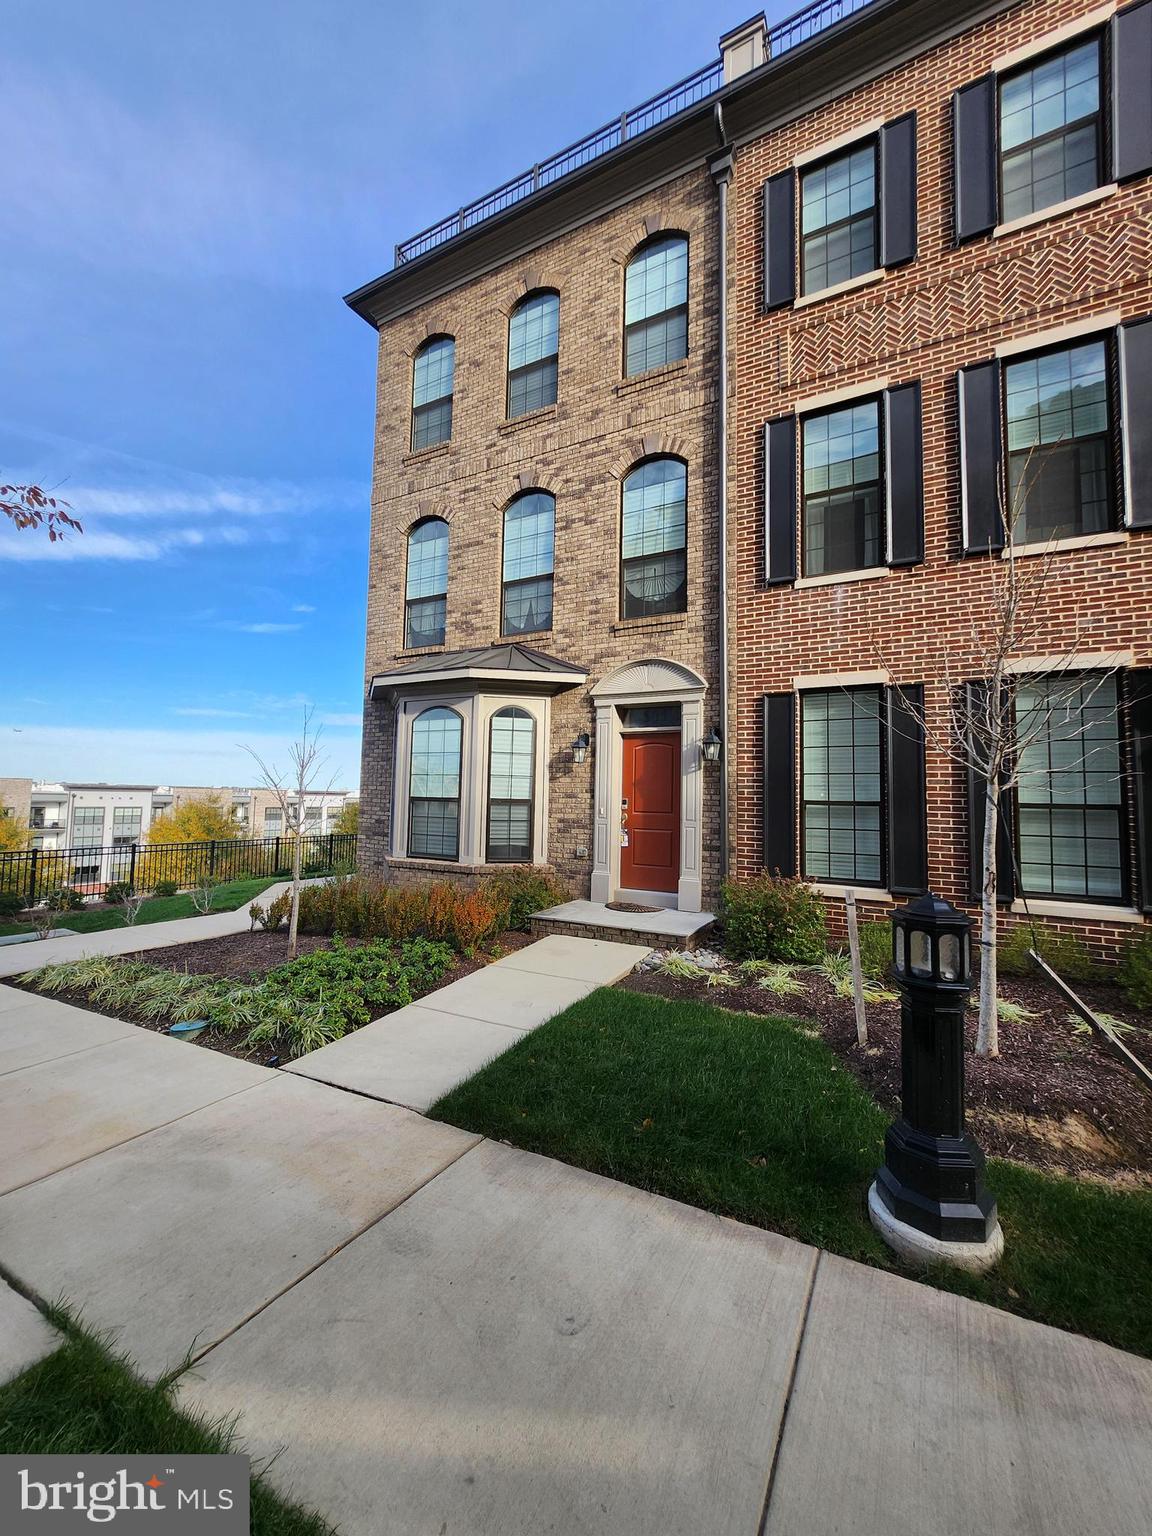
868, 1182, 1004, 1274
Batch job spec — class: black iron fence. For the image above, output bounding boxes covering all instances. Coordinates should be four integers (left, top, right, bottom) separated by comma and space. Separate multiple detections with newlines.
0, 833, 357, 909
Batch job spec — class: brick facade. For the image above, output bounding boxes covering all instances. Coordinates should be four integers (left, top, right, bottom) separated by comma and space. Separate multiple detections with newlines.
728, 0, 1152, 958
359, 168, 723, 906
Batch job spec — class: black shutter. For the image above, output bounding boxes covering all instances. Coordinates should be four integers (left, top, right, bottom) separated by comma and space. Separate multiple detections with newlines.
1120, 317, 1152, 529
886, 684, 928, 895
1128, 669, 1152, 912
763, 171, 796, 311
965, 681, 1015, 903
764, 415, 798, 585
959, 361, 1005, 554
1112, 0, 1152, 183
885, 382, 924, 565
763, 693, 797, 878
953, 75, 997, 242
880, 113, 917, 267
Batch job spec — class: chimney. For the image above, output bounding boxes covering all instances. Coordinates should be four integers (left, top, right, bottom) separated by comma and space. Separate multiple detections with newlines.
720, 13, 769, 84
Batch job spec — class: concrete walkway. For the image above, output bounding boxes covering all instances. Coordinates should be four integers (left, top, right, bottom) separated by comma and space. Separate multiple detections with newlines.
1, 943, 1150, 1534
285, 933, 650, 1109
0, 878, 307, 980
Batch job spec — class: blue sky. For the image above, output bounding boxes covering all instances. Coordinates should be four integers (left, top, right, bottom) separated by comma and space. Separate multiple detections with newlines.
0, 0, 782, 788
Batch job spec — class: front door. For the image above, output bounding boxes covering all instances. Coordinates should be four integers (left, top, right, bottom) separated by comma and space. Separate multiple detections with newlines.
620, 732, 680, 894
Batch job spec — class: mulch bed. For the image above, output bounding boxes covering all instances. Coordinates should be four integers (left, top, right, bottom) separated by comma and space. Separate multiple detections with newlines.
6, 929, 537, 1066
620, 966, 1152, 1185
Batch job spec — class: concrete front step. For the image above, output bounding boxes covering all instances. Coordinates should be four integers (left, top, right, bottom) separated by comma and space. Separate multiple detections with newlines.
530, 899, 716, 949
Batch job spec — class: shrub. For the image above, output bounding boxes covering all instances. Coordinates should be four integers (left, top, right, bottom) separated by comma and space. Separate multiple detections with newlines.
44, 886, 85, 912
0, 891, 26, 919
448, 889, 504, 955
1118, 933, 1152, 1011
263, 892, 292, 931
999, 923, 1100, 984
480, 867, 569, 930
103, 881, 135, 906
720, 874, 827, 964
263, 935, 453, 1027
153, 880, 180, 898
855, 920, 893, 981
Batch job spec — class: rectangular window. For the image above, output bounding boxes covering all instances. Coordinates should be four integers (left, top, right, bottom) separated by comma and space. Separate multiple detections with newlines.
999, 37, 1103, 224
73, 807, 104, 848
408, 708, 461, 861
1004, 339, 1113, 543
1015, 674, 1125, 901
264, 809, 283, 835
112, 807, 142, 847
502, 493, 554, 635
624, 237, 688, 376
411, 338, 455, 451
620, 459, 688, 619
802, 400, 883, 575
486, 710, 535, 863
507, 294, 559, 418
801, 688, 884, 885
800, 142, 877, 295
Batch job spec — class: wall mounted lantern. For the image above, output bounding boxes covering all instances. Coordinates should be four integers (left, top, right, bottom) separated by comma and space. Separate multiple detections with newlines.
701, 728, 723, 764
572, 732, 590, 765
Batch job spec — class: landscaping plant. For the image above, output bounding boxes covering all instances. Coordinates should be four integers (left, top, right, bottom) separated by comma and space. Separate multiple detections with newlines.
0, 891, 26, 920
999, 923, 1100, 984
480, 866, 569, 930
1118, 932, 1152, 1011
720, 873, 827, 964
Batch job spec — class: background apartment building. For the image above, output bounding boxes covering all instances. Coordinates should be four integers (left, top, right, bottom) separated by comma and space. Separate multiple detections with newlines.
1, 778, 356, 887
726, 0, 1152, 958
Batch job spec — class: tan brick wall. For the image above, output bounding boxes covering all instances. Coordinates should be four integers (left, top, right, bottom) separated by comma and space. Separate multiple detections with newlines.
728, 0, 1152, 958
0, 779, 33, 823
360, 166, 723, 901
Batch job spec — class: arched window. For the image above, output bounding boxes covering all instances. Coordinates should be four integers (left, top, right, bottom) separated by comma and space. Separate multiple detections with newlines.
501, 491, 554, 635
487, 708, 535, 863
404, 518, 448, 648
408, 706, 462, 860
411, 336, 455, 450
623, 236, 688, 376
507, 291, 559, 417
620, 458, 687, 619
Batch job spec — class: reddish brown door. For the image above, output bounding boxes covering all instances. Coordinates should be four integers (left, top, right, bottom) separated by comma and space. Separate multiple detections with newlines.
621, 732, 680, 894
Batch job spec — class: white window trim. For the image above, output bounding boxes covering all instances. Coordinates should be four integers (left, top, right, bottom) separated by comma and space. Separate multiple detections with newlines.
794, 669, 890, 690
793, 118, 886, 169
1008, 898, 1143, 924
794, 376, 889, 414
391, 692, 550, 867
994, 312, 1121, 358
810, 883, 894, 903
1002, 650, 1133, 675
795, 266, 885, 308
794, 565, 890, 590
992, 183, 1117, 240
990, 2, 1115, 76
1003, 530, 1127, 559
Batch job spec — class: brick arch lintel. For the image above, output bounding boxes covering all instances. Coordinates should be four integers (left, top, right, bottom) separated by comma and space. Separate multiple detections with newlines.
392, 501, 457, 534
609, 435, 688, 479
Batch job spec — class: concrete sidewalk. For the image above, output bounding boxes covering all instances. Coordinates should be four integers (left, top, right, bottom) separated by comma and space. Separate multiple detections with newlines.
2, 941, 1150, 1534
0, 878, 307, 979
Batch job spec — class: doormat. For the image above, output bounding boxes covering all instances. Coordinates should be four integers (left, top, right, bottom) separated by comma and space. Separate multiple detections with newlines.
606, 901, 662, 913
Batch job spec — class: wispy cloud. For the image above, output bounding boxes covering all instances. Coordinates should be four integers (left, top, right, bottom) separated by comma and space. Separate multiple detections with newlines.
292, 603, 317, 613
221, 620, 302, 635
319, 712, 362, 727
170, 706, 251, 719
0, 525, 249, 562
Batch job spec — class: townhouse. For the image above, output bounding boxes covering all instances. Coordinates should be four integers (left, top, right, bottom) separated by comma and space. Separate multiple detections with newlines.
348, 0, 1152, 952
729, 0, 1152, 958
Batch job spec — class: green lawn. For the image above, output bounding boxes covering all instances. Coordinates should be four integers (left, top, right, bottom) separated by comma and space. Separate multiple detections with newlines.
0, 877, 279, 938
0, 1307, 332, 1535
431, 988, 1152, 1358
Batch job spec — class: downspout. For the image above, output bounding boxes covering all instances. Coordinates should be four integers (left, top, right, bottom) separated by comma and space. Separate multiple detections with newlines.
710, 104, 733, 881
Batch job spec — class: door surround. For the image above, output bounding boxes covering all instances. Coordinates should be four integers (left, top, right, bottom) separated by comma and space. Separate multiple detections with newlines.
589, 658, 707, 912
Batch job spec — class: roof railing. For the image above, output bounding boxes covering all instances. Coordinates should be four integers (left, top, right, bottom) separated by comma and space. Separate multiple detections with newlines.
393, 0, 876, 268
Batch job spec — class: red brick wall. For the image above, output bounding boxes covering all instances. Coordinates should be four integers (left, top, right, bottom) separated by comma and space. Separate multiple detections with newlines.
728, 0, 1152, 959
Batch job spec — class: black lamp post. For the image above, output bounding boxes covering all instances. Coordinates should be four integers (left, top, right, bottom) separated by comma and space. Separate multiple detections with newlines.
869, 893, 1003, 1268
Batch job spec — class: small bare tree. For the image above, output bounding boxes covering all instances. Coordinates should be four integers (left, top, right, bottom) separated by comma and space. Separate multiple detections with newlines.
242, 711, 333, 958
879, 455, 1124, 1057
